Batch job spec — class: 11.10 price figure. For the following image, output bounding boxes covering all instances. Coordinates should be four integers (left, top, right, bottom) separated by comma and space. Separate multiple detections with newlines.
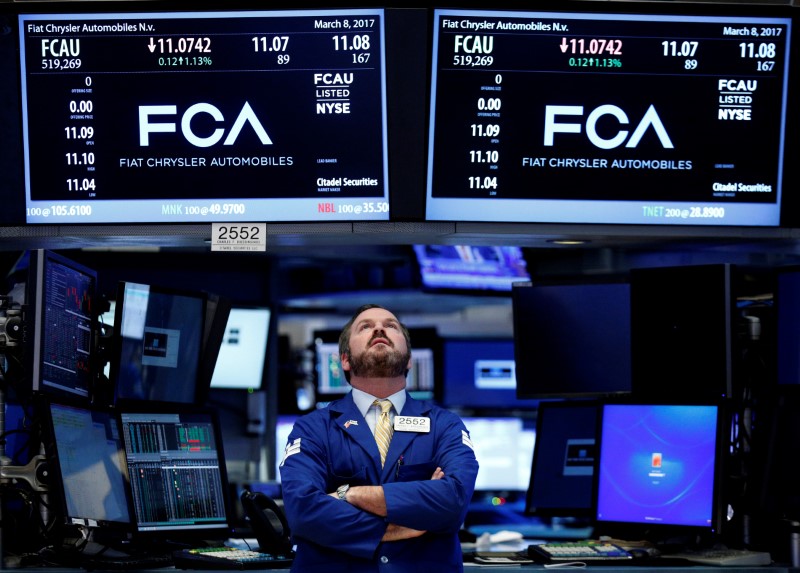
470, 150, 499, 165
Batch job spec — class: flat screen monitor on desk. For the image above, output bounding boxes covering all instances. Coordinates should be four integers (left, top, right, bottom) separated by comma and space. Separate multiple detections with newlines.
525, 401, 598, 520
594, 403, 724, 540
442, 338, 537, 410
111, 282, 206, 405
512, 281, 631, 399
210, 307, 271, 390
27, 249, 98, 401
463, 416, 535, 492
43, 401, 132, 534
119, 410, 232, 540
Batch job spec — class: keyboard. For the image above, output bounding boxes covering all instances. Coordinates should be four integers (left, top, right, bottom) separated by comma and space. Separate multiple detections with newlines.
669, 548, 771, 566
172, 547, 294, 570
80, 553, 174, 570
528, 541, 633, 563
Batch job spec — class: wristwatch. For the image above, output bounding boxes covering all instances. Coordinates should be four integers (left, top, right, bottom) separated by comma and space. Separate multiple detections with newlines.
336, 484, 350, 501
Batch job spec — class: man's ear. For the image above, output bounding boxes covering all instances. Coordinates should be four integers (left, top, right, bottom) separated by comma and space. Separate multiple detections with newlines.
341, 353, 351, 373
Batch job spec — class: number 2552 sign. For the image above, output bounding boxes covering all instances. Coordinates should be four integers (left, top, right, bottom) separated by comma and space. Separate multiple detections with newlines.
211, 223, 267, 252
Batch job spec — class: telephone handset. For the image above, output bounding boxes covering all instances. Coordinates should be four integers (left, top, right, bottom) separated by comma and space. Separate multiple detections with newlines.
240, 491, 294, 556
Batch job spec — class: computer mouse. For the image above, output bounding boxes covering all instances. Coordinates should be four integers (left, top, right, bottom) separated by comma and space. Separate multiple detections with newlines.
629, 547, 660, 559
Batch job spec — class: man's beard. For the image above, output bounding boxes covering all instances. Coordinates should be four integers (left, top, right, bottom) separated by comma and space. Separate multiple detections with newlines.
348, 345, 410, 379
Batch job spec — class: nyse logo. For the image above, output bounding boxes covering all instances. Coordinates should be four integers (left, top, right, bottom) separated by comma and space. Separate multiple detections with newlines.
544, 104, 674, 150
139, 102, 272, 147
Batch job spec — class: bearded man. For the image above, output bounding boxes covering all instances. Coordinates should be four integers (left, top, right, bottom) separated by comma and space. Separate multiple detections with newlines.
279, 304, 479, 573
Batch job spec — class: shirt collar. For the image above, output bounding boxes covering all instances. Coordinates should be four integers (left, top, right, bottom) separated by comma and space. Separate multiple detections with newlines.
351, 387, 407, 418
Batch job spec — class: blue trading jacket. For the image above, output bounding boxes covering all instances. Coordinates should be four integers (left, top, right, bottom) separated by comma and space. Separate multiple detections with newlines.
279, 391, 479, 573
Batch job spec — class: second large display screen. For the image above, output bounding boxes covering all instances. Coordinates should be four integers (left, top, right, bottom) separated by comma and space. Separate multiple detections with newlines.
19, 8, 389, 223
426, 6, 793, 226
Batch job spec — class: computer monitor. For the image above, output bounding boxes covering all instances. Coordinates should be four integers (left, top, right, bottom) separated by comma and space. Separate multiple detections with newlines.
413, 245, 530, 294
594, 403, 724, 539
525, 401, 598, 519
462, 416, 535, 492
27, 250, 97, 400
43, 401, 132, 533
512, 281, 632, 399
630, 265, 733, 401
15, 7, 391, 224
210, 307, 270, 390
442, 338, 537, 410
425, 6, 792, 227
313, 339, 349, 397
119, 409, 232, 539
111, 281, 207, 405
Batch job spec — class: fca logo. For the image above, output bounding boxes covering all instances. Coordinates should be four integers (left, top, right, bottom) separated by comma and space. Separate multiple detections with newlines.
138, 102, 272, 147
544, 104, 674, 149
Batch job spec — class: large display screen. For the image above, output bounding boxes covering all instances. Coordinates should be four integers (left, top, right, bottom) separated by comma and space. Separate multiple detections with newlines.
426, 6, 793, 226
18, 7, 389, 223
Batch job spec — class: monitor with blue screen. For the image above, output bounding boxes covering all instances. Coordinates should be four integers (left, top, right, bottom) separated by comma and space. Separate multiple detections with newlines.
595, 403, 723, 537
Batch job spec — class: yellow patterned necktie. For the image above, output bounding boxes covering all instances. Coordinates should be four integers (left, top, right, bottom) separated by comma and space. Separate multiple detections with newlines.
373, 399, 394, 467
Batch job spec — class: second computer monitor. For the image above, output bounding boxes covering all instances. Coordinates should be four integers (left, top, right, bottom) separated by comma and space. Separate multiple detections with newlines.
119, 409, 232, 539
525, 400, 598, 519
111, 282, 206, 405
594, 403, 724, 538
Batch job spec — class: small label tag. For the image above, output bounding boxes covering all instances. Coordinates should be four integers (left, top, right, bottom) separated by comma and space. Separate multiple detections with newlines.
394, 416, 430, 433
211, 223, 266, 252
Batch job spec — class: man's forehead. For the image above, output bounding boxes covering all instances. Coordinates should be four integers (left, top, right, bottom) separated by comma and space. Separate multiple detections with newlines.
352, 308, 399, 326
